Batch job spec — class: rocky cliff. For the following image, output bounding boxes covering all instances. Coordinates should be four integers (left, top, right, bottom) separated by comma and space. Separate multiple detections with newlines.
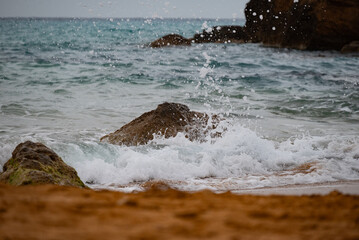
150, 0, 359, 52
245, 0, 359, 50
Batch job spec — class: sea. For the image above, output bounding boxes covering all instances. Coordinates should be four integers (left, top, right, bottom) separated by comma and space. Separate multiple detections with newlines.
1, 18, 358, 192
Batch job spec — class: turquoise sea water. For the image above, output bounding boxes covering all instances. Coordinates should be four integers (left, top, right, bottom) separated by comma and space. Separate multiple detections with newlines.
1, 18, 358, 191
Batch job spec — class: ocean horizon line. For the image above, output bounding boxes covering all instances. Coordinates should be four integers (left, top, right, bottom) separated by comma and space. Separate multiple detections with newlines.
0, 16, 246, 21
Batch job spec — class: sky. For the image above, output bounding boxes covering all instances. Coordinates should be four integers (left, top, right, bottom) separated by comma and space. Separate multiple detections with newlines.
0, 0, 248, 19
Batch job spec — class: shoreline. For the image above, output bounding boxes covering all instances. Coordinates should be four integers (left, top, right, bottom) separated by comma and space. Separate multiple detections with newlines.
90, 179, 359, 196
233, 180, 359, 195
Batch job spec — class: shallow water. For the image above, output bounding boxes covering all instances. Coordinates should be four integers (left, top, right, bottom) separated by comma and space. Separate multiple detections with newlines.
1, 18, 358, 192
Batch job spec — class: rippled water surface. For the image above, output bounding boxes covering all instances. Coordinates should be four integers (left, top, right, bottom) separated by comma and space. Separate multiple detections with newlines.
1, 18, 358, 192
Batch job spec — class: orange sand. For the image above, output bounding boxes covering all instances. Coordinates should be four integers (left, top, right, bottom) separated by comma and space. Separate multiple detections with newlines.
1, 183, 359, 240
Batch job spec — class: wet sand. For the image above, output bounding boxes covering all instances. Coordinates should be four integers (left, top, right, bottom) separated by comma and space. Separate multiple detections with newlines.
234, 180, 359, 195
1, 182, 359, 240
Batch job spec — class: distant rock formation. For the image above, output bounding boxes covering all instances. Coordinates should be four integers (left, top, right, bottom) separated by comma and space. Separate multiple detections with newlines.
244, 0, 359, 51
0, 141, 86, 188
150, 0, 359, 51
101, 102, 221, 146
149, 34, 192, 48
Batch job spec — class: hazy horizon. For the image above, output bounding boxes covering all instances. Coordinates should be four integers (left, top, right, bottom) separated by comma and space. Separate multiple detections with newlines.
0, 0, 248, 19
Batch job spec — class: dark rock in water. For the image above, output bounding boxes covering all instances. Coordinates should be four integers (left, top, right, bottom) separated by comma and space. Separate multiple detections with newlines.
101, 102, 221, 146
244, 0, 359, 51
149, 34, 192, 48
0, 141, 86, 188
152, 0, 358, 51
341, 41, 359, 53
193, 26, 248, 43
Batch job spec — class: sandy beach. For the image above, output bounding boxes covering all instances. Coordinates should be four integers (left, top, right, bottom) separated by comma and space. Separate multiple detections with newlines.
1, 182, 359, 240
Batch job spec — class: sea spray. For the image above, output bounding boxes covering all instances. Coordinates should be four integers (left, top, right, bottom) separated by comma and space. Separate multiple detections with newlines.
34, 120, 358, 192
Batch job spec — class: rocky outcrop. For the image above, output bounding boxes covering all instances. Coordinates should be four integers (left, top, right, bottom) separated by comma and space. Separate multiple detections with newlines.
0, 141, 86, 187
151, 0, 359, 51
149, 34, 192, 48
101, 102, 220, 146
244, 0, 359, 50
193, 26, 248, 43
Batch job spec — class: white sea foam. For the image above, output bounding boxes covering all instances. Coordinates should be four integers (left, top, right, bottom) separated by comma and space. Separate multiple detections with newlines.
19, 120, 354, 192
0, 117, 358, 193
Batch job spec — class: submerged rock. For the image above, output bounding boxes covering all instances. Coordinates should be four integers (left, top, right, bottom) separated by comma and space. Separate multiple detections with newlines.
0, 141, 86, 188
149, 34, 192, 48
101, 102, 221, 146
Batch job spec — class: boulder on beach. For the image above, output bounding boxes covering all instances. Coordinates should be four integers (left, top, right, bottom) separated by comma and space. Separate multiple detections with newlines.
0, 141, 86, 188
101, 102, 221, 146
149, 34, 192, 48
